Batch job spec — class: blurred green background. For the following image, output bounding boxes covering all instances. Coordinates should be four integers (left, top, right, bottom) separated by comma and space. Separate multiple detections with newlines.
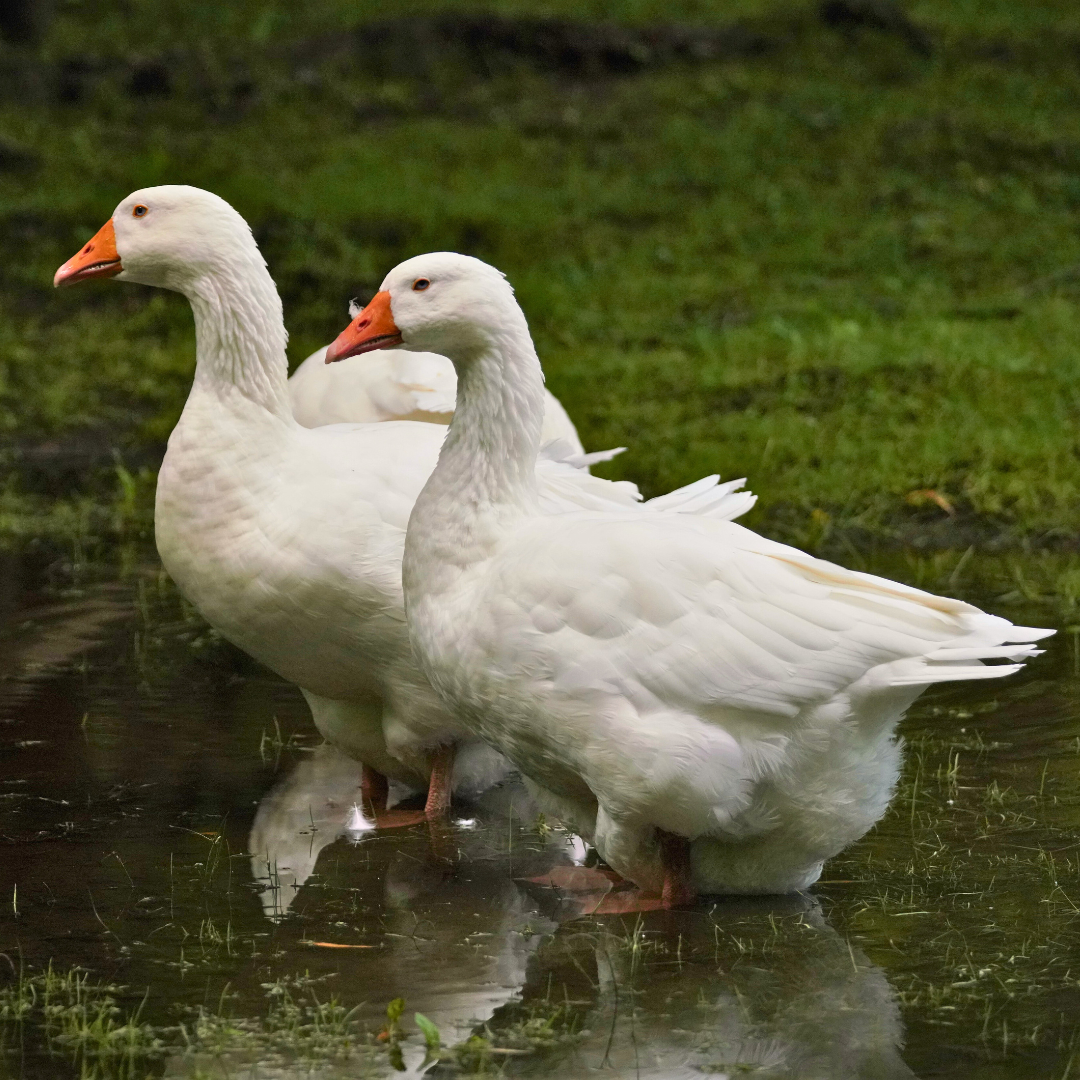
2, 0, 1080, 560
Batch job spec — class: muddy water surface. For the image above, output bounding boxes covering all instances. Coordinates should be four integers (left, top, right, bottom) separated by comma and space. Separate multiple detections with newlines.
0, 553, 1078, 1078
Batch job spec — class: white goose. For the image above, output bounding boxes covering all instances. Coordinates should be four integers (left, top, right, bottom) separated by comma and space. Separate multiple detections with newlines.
53, 187, 754, 821
289, 335, 585, 455
327, 251, 1054, 902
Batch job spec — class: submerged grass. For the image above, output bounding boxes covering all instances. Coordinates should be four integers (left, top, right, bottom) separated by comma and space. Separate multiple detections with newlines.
0, 959, 580, 1077
0, 965, 385, 1079
2, 0, 1080, 553
805, 649, 1080, 1076
0, 963, 161, 1076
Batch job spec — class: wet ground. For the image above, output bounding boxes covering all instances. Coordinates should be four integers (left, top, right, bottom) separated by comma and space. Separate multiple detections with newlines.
1, 550, 1078, 1079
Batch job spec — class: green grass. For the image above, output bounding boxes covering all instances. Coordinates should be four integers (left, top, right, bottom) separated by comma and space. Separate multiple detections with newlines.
0, 963, 162, 1074
0, 958, 584, 1078
0, 964, 386, 1078
3, 0, 1080, 554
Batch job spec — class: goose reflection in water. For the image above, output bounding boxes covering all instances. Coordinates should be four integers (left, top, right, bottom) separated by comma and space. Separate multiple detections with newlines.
247, 742, 579, 921
502, 895, 919, 1080
248, 742, 379, 920
248, 742, 566, 1075
246, 743, 919, 1079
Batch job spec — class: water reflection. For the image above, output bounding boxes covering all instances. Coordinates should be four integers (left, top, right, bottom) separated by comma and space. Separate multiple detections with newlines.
247, 746, 568, 1074
380, 852, 558, 1075
248, 743, 374, 918
508, 899, 919, 1079
15, 558, 1075, 1077
246, 744, 918, 1078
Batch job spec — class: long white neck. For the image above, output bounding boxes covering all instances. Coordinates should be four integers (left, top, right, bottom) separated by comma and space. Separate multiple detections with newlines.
185, 248, 292, 420
407, 315, 545, 571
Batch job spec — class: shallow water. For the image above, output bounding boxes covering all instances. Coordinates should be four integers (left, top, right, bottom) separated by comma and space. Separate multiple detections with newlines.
0, 552, 1078, 1079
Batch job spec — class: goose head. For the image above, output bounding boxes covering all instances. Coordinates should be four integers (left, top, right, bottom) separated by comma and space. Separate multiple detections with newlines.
54, 185, 261, 295
325, 252, 524, 367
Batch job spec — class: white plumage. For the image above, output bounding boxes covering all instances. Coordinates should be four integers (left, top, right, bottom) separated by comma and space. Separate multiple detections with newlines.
333, 251, 1053, 897
289, 339, 585, 454
56, 187, 754, 812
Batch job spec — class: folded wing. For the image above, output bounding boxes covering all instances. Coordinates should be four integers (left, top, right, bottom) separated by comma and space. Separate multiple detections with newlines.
487, 514, 1052, 725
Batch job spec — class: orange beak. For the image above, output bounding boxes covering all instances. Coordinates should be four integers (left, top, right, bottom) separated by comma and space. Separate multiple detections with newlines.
324, 291, 402, 363
54, 218, 123, 287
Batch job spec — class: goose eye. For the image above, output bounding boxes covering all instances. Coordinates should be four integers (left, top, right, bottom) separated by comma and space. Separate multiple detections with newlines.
132, 205, 149, 218
412, 278, 430, 291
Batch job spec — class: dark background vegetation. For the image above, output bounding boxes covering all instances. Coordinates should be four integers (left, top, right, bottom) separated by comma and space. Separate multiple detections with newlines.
2, 0, 1080, 560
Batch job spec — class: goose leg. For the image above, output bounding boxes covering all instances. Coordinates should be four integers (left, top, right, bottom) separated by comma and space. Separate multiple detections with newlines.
424, 744, 455, 820
534, 810, 683, 914
658, 829, 695, 909
361, 764, 389, 815
361, 766, 424, 828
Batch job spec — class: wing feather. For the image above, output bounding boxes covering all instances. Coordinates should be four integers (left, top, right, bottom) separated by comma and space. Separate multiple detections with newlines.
482, 514, 1053, 727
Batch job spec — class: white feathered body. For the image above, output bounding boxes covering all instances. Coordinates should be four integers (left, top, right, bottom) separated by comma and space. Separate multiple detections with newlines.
156, 386, 467, 783
289, 343, 585, 454
157, 384, 754, 789
407, 506, 1048, 893
289, 346, 457, 426
138, 189, 754, 799
390, 250, 1052, 896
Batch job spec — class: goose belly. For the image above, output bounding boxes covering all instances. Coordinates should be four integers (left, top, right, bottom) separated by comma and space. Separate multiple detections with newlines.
408, 593, 593, 802
156, 443, 404, 702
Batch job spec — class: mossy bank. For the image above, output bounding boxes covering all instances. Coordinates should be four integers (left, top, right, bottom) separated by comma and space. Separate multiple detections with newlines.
2, 0, 1080, 565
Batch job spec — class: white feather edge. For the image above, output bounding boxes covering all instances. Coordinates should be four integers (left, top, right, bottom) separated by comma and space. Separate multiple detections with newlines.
536, 443, 757, 523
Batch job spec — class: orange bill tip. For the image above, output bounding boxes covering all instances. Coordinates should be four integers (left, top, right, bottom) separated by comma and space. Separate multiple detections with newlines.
54, 218, 123, 287
324, 290, 402, 363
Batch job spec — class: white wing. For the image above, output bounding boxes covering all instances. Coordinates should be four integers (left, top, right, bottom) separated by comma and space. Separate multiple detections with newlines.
483, 513, 1051, 725
536, 441, 756, 522
289, 345, 586, 453
288, 345, 455, 426
303, 417, 755, 525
